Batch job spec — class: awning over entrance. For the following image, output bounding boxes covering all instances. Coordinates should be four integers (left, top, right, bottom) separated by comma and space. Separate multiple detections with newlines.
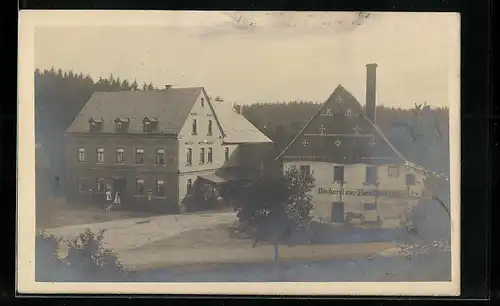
198, 171, 253, 185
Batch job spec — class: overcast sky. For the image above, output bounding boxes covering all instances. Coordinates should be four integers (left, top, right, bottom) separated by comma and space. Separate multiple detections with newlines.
35, 11, 459, 108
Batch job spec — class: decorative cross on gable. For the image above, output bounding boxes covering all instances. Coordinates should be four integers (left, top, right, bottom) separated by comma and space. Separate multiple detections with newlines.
335, 95, 343, 104
369, 139, 377, 147
319, 125, 326, 135
302, 139, 309, 147
346, 108, 353, 117
334, 140, 341, 147
353, 125, 361, 135
325, 108, 332, 116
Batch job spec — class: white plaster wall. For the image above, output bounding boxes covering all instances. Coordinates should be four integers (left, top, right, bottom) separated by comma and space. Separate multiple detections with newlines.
283, 161, 425, 225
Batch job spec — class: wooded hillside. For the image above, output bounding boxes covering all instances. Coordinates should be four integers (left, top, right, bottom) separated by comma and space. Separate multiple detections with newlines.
35, 68, 450, 180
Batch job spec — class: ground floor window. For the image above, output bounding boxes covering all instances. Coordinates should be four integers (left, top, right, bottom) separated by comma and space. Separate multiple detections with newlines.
135, 179, 145, 194
156, 180, 165, 196
77, 177, 86, 192
96, 177, 105, 193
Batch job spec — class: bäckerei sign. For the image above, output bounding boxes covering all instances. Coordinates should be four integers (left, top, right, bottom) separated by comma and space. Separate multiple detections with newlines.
316, 188, 415, 198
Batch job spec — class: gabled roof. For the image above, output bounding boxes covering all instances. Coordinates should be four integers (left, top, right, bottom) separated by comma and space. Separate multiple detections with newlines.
211, 102, 273, 144
66, 87, 204, 134
277, 85, 407, 165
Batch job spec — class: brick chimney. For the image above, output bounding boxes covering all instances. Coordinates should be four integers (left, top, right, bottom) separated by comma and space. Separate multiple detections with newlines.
365, 63, 377, 123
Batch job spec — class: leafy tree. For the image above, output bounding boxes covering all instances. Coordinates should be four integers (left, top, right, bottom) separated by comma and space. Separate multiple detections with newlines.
233, 165, 315, 243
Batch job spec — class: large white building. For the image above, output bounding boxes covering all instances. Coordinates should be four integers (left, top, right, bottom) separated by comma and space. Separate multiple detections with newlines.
277, 64, 429, 228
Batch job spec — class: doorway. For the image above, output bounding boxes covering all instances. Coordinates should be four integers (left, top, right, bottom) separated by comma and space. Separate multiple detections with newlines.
111, 177, 126, 195
331, 202, 345, 222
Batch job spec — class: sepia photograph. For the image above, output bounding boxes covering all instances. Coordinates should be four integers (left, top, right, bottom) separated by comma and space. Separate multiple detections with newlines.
17, 10, 460, 295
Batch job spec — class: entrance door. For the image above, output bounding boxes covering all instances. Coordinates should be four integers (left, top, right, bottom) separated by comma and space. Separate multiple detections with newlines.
113, 178, 126, 195
331, 202, 345, 222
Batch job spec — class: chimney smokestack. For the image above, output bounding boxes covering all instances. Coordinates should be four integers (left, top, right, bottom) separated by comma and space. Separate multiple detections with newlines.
165, 84, 172, 90
365, 63, 377, 123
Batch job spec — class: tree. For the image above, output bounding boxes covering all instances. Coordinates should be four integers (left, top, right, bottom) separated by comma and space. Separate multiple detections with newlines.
130, 79, 139, 91
121, 79, 130, 91
147, 82, 155, 90
232, 165, 315, 244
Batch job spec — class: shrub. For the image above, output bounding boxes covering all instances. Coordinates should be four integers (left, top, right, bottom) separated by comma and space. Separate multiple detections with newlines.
35, 228, 131, 282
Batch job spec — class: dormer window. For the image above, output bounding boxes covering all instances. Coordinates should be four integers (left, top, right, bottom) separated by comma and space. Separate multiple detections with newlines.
115, 117, 130, 133
143, 117, 158, 132
89, 118, 103, 132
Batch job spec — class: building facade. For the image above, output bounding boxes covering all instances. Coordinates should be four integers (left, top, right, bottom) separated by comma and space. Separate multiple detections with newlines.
277, 64, 427, 228
65, 87, 272, 213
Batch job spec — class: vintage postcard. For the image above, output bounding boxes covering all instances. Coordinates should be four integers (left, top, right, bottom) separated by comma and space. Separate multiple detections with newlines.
17, 10, 460, 296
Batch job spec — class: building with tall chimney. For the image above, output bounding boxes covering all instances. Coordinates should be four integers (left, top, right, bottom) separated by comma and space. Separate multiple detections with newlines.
276, 64, 428, 228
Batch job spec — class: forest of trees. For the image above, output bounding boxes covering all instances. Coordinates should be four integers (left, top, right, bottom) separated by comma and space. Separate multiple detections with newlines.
35, 68, 450, 184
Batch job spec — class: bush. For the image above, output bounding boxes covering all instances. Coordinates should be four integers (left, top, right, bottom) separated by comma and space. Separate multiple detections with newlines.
35, 228, 131, 282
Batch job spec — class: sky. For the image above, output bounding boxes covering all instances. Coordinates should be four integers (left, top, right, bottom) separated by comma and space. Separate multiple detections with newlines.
34, 11, 459, 108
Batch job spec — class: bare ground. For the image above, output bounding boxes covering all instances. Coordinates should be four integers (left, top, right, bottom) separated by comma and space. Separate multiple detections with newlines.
36, 197, 156, 229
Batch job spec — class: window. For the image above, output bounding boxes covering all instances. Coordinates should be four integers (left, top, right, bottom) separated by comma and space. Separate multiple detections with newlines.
77, 178, 86, 192
115, 118, 130, 132
89, 120, 103, 132
96, 178, 105, 193
300, 165, 311, 179
333, 166, 345, 182
208, 120, 213, 136
201, 97, 204, 108
156, 148, 165, 165
77, 147, 85, 162
116, 148, 124, 163
135, 148, 144, 164
388, 165, 399, 178
406, 173, 416, 186
156, 180, 165, 196
135, 179, 145, 194
224, 147, 229, 162
186, 148, 192, 165
207, 148, 213, 163
200, 148, 205, 164
192, 119, 197, 135
143, 118, 158, 132
187, 179, 192, 192
96, 148, 104, 163
365, 166, 378, 185
364, 203, 377, 210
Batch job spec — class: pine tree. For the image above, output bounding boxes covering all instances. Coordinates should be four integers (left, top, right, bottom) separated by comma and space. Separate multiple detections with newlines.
147, 82, 155, 90
121, 79, 130, 91
130, 79, 139, 91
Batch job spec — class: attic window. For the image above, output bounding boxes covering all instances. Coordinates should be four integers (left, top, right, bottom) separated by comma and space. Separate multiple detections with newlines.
89, 118, 103, 132
115, 117, 130, 132
143, 117, 158, 132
